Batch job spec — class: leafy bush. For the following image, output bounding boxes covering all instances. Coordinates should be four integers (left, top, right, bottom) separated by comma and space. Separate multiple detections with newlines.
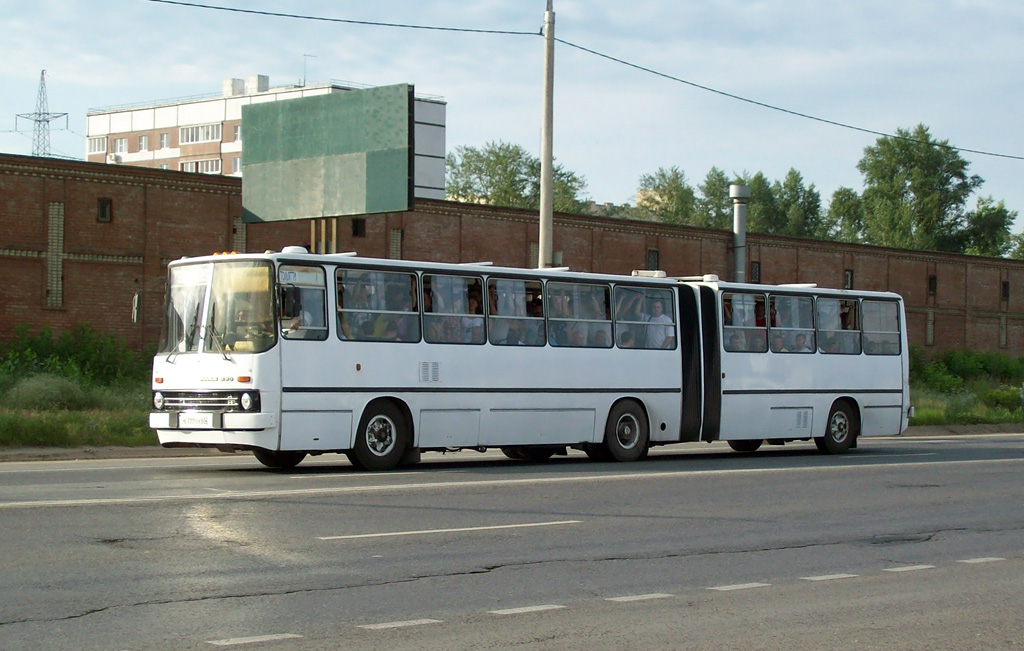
0, 324, 148, 385
977, 385, 1022, 412
3, 374, 93, 411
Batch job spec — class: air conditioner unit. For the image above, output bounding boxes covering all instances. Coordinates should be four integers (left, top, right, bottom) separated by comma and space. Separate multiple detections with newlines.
107, 154, 122, 163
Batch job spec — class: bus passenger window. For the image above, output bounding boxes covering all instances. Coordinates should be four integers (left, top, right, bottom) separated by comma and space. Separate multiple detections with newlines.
279, 265, 328, 341
817, 298, 861, 354
722, 292, 766, 353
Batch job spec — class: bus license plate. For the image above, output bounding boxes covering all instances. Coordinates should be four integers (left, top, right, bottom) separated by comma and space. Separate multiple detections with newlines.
178, 412, 214, 429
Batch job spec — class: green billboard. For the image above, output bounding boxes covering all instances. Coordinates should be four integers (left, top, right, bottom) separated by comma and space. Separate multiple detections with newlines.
241, 84, 413, 222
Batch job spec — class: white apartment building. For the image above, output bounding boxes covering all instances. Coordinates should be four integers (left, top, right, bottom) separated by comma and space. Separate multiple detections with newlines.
85, 74, 446, 200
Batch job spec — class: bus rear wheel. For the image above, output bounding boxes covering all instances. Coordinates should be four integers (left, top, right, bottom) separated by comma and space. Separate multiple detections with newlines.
603, 401, 648, 462
354, 402, 409, 471
817, 402, 856, 454
253, 449, 307, 470
501, 446, 556, 462
727, 439, 763, 453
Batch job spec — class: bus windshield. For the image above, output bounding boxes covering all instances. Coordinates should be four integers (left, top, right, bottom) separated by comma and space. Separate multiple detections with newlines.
157, 260, 276, 354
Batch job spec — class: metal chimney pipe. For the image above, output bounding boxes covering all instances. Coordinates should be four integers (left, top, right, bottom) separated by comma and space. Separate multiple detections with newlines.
730, 184, 751, 283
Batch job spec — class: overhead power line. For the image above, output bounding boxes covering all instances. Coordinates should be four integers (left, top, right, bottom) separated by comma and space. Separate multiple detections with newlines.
141, 0, 1023, 162
143, 0, 538, 35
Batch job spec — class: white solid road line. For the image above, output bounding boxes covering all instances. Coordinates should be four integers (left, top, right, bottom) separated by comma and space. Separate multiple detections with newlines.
801, 573, 860, 581
207, 633, 303, 645
489, 605, 567, 615
707, 582, 772, 591
605, 593, 675, 602
883, 564, 936, 572
318, 519, 582, 540
356, 619, 442, 630
957, 557, 1005, 564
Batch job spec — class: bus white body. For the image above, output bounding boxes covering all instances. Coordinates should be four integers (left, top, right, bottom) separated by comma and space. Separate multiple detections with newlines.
150, 248, 911, 469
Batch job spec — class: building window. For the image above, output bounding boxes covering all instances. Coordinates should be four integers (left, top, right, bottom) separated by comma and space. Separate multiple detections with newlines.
749, 261, 761, 284
159, 133, 169, 149
1000, 315, 1008, 348
1002, 281, 1010, 302
233, 125, 241, 141
180, 159, 222, 174
112, 138, 127, 154
928, 274, 937, 296
352, 218, 366, 238
97, 198, 113, 223
179, 123, 222, 144
159, 164, 169, 170
843, 269, 854, 290
646, 249, 660, 271
926, 308, 935, 345
88, 137, 106, 154
138, 135, 149, 151
232, 157, 241, 174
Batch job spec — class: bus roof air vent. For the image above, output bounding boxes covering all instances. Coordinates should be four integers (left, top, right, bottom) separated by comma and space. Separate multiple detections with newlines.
281, 246, 309, 254
631, 270, 667, 278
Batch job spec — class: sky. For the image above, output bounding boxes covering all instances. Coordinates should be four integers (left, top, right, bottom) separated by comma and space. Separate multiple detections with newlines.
3, 0, 1024, 229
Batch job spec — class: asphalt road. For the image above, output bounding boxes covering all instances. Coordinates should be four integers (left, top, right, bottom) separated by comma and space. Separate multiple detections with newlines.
0, 434, 1022, 650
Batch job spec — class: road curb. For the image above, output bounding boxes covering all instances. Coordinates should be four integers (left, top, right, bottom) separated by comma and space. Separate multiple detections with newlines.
1, 424, 1020, 463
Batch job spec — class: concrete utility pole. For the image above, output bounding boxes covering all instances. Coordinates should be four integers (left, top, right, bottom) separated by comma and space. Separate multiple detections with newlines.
730, 184, 751, 282
537, 0, 555, 268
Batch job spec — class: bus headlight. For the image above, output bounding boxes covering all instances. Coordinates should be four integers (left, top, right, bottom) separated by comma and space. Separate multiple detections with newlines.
240, 392, 255, 411
153, 392, 164, 410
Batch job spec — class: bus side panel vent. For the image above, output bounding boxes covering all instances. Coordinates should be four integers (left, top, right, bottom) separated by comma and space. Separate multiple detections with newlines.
420, 361, 440, 383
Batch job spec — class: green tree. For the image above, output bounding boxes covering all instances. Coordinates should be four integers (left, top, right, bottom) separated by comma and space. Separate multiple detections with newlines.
636, 166, 696, 225
827, 187, 865, 243
773, 168, 826, 238
741, 172, 784, 235
963, 196, 1017, 257
445, 141, 588, 213
858, 124, 983, 252
695, 166, 734, 230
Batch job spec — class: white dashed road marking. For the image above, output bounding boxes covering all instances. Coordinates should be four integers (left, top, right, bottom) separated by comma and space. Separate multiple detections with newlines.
357, 619, 442, 630
606, 593, 675, 602
958, 557, 1005, 564
489, 605, 567, 615
319, 519, 582, 540
207, 633, 303, 646
883, 564, 935, 572
707, 582, 771, 591
801, 573, 859, 581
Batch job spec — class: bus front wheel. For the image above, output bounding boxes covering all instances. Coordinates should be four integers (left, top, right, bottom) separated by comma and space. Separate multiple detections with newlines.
354, 402, 409, 471
817, 402, 856, 454
603, 401, 649, 462
253, 449, 307, 470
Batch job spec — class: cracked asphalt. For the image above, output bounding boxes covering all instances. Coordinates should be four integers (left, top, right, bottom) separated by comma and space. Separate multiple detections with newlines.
1, 433, 1022, 649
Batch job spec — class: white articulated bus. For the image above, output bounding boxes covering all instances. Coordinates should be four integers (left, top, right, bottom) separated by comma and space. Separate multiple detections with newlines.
150, 247, 911, 470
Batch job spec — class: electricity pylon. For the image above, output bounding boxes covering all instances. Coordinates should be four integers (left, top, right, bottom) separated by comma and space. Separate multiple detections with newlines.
16, 70, 68, 157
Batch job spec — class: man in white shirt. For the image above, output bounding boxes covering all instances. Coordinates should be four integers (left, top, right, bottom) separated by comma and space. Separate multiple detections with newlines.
645, 299, 675, 349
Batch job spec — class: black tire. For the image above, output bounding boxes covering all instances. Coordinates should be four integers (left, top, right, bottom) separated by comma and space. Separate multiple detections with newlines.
354, 401, 409, 471
518, 447, 557, 462
502, 446, 557, 462
603, 401, 649, 462
253, 449, 306, 470
727, 439, 763, 453
819, 402, 856, 454
345, 451, 366, 470
583, 443, 613, 461
501, 447, 528, 460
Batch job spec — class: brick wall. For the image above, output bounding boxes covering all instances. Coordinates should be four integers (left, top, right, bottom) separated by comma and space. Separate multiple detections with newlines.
5, 152, 1024, 357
